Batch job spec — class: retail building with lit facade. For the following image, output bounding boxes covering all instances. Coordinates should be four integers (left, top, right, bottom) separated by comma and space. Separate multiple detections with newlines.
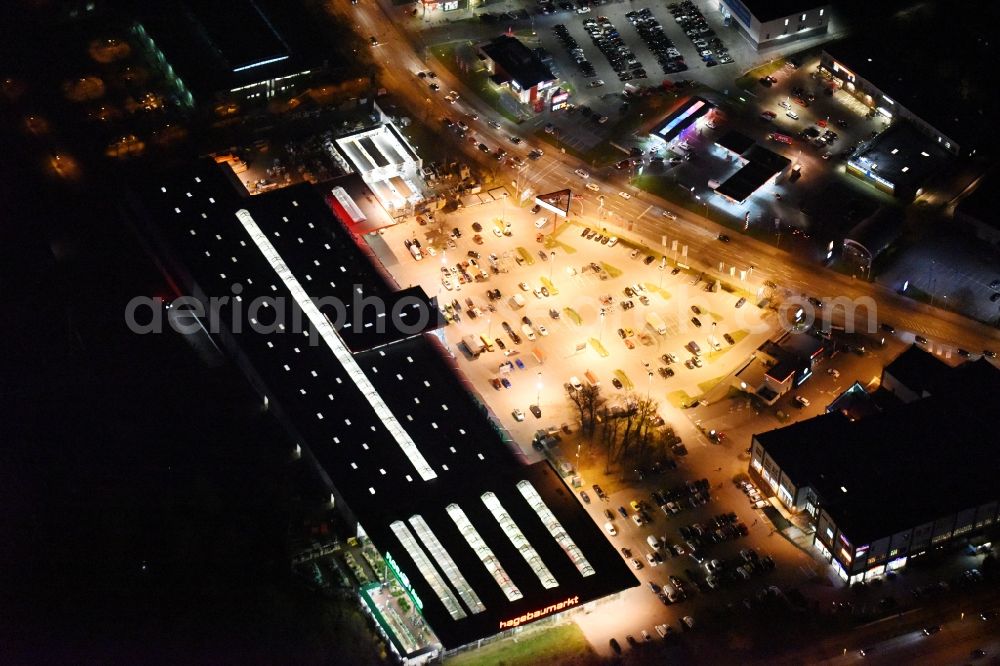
817, 3, 995, 159
718, 0, 830, 51
733, 330, 824, 405
478, 36, 561, 113
126, 160, 636, 663
749, 347, 1000, 583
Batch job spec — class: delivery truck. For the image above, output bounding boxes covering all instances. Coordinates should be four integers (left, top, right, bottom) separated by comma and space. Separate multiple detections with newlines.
646, 312, 668, 335
462, 334, 486, 358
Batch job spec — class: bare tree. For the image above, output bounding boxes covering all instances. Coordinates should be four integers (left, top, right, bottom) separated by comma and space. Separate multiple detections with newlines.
631, 397, 660, 466
598, 407, 620, 474
566, 383, 605, 436
616, 396, 640, 463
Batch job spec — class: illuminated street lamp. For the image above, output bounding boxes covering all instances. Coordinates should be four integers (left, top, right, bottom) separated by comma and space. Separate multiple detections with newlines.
536, 371, 543, 407
549, 250, 556, 281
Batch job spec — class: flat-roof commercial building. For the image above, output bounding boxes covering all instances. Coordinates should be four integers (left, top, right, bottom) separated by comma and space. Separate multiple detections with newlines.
733, 330, 824, 404
478, 36, 560, 112
649, 96, 714, 146
133, 0, 355, 106
845, 122, 951, 200
126, 161, 636, 660
750, 347, 1000, 584
715, 144, 791, 203
719, 0, 830, 50
842, 207, 903, 272
819, 3, 999, 158
713, 130, 792, 204
331, 123, 426, 219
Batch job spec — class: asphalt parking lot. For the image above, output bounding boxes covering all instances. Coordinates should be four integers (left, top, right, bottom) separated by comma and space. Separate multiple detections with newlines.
633, 54, 893, 241
533, 0, 746, 118
371, 194, 776, 450
367, 195, 993, 658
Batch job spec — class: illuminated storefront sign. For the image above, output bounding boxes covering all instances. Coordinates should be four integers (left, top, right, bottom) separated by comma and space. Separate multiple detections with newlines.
847, 159, 896, 193
550, 90, 569, 112
499, 595, 580, 628
385, 551, 425, 611
831, 61, 855, 83
442, 0, 459, 9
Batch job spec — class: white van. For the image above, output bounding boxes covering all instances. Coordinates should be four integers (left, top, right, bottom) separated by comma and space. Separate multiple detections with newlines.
535, 217, 550, 229
646, 535, 661, 550
510, 294, 526, 309
569, 376, 583, 391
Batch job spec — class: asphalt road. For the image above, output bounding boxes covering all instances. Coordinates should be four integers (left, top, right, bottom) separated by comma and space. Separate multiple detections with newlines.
343, 0, 1000, 361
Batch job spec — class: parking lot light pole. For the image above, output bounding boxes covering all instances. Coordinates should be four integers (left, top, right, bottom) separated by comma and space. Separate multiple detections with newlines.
647, 370, 654, 400
549, 251, 556, 281
536, 372, 542, 407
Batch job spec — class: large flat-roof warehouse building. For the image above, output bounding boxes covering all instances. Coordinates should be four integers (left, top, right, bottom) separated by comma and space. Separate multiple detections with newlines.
750, 347, 1000, 584
126, 161, 636, 661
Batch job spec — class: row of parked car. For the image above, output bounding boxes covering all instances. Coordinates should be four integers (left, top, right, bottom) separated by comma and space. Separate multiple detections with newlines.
652, 477, 710, 516
701, 548, 775, 590
535, 0, 606, 17
583, 15, 647, 82
626, 8, 687, 75
552, 23, 600, 79
735, 478, 770, 510
668, 1, 733, 67
679, 512, 749, 552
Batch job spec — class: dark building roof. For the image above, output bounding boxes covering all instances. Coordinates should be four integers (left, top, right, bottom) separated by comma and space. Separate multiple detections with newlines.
716, 144, 790, 203
882, 344, 954, 397
717, 130, 755, 156
822, 2, 998, 154
846, 122, 951, 194
825, 381, 883, 421
843, 207, 904, 261
126, 161, 637, 649
184, 0, 289, 73
138, 0, 327, 98
956, 168, 1000, 229
760, 331, 823, 384
651, 97, 713, 144
480, 35, 555, 90
756, 353, 1000, 545
737, 0, 827, 22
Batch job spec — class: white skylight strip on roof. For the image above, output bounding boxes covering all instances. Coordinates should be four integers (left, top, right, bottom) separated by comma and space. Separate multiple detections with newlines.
516, 480, 595, 578
330, 186, 366, 224
235, 209, 437, 481
408, 515, 486, 615
231, 55, 290, 73
480, 492, 558, 589
445, 504, 522, 601
390, 521, 466, 620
